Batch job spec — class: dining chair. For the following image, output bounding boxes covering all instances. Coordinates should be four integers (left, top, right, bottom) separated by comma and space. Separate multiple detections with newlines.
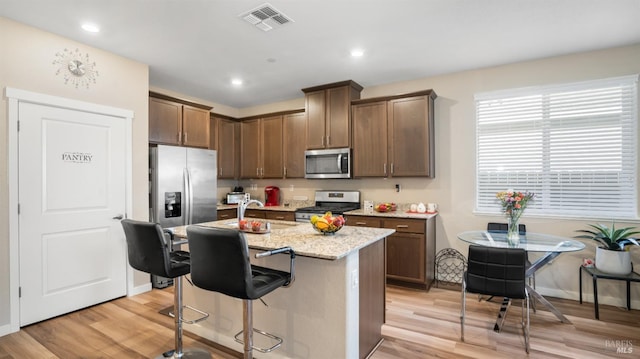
461, 245, 530, 353
487, 222, 535, 289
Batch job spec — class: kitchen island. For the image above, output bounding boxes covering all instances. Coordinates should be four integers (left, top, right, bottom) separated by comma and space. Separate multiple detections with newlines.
168, 219, 395, 359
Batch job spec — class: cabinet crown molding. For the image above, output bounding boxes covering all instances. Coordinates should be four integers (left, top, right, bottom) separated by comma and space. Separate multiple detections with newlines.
149, 91, 213, 111
301, 80, 363, 93
351, 89, 437, 105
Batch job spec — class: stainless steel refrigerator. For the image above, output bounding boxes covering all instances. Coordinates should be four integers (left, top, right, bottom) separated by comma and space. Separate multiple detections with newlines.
149, 145, 217, 287
150, 145, 217, 227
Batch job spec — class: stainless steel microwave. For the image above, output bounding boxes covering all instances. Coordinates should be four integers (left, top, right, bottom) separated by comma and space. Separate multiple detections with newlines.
305, 148, 351, 179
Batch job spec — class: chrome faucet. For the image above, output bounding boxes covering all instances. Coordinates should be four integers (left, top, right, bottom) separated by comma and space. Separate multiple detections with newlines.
238, 199, 264, 221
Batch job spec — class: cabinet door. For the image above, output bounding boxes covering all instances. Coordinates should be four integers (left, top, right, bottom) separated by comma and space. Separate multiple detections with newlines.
149, 97, 181, 145
283, 112, 306, 178
305, 90, 326, 149
346, 216, 382, 228
261, 115, 284, 178
217, 208, 237, 220
386, 232, 426, 283
352, 102, 388, 177
182, 105, 210, 148
217, 118, 239, 179
244, 209, 266, 219
326, 86, 351, 148
388, 96, 432, 177
240, 119, 261, 178
264, 211, 295, 221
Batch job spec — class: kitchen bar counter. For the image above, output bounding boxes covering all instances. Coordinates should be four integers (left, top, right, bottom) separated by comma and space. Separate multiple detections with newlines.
167, 219, 393, 358
169, 219, 394, 260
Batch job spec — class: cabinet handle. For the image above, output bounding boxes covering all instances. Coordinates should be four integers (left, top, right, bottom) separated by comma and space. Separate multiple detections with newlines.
177, 132, 182, 143
219, 167, 222, 176
321, 136, 325, 147
355, 222, 368, 225
383, 163, 387, 175
391, 163, 394, 174
327, 135, 330, 146
184, 132, 188, 143
220, 214, 229, 218
275, 216, 285, 219
284, 167, 287, 177
256, 168, 259, 177
396, 224, 409, 228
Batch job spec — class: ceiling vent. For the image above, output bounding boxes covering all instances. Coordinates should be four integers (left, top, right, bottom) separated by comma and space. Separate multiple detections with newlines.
240, 3, 293, 32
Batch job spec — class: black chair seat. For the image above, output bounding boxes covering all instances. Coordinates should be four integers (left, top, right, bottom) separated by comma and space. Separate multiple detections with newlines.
250, 266, 290, 299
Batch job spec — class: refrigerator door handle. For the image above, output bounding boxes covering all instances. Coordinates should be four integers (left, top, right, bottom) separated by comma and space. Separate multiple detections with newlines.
183, 167, 192, 225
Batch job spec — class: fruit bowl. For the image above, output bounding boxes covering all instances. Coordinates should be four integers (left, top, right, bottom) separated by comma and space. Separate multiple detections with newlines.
374, 203, 397, 212
310, 212, 345, 235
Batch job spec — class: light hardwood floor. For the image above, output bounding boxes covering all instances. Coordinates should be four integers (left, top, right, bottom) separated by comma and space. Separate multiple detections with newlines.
1, 284, 638, 358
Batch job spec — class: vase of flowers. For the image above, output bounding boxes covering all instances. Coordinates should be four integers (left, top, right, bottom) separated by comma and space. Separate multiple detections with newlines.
496, 189, 535, 247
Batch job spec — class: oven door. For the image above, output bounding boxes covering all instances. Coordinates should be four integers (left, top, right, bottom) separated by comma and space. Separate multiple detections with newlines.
304, 148, 351, 179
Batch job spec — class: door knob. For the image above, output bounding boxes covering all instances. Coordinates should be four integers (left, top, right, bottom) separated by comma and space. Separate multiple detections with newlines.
112, 214, 124, 220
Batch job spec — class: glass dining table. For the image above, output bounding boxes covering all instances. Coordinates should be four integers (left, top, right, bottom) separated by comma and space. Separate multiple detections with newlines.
457, 230, 585, 331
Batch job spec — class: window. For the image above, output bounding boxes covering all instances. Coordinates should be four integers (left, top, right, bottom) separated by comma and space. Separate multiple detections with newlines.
475, 75, 638, 219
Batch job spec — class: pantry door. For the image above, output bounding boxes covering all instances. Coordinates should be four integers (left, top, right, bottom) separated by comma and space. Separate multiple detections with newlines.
18, 100, 128, 326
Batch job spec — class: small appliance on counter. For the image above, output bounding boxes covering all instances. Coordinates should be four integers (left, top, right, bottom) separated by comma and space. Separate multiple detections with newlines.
226, 192, 246, 204
264, 186, 281, 206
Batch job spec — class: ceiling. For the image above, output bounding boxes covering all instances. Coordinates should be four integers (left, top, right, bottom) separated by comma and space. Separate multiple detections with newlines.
2, 0, 640, 108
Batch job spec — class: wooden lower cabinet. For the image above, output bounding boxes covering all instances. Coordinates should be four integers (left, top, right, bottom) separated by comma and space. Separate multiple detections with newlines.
264, 211, 295, 221
347, 215, 435, 290
217, 208, 237, 220
359, 238, 385, 358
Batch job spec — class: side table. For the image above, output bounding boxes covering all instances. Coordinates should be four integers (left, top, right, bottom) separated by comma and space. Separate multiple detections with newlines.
579, 265, 640, 320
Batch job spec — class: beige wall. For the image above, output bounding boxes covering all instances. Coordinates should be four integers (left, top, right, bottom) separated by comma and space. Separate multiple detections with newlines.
0, 17, 150, 328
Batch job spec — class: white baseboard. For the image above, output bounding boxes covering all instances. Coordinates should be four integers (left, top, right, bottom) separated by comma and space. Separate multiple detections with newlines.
128, 282, 152, 297
535, 286, 640, 311
0, 323, 18, 338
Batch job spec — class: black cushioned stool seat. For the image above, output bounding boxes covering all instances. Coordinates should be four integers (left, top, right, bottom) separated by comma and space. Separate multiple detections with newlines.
121, 219, 210, 359
187, 226, 295, 359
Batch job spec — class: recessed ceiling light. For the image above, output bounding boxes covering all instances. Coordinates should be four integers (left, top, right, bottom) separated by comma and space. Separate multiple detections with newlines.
350, 49, 364, 57
81, 23, 100, 33
231, 79, 243, 86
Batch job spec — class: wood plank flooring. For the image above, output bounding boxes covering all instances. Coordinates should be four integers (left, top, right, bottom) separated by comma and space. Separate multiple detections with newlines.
1, 284, 639, 358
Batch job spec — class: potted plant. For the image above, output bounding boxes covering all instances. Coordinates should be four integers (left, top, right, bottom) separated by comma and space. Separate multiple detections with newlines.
575, 223, 640, 275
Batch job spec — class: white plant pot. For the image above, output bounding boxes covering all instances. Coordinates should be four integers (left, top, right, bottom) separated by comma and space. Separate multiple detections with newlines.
595, 247, 632, 275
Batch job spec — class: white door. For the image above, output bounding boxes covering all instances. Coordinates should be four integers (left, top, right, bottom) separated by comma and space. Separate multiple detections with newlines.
18, 101, 127, 326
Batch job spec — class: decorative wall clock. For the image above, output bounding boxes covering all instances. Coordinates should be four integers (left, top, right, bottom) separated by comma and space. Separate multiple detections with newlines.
53, 48, 99, 89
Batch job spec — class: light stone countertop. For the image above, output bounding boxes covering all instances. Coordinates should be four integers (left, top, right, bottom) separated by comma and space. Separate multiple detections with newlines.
168, 219, 395, 260
217, 201, 313, 212
345, 208, 438, 220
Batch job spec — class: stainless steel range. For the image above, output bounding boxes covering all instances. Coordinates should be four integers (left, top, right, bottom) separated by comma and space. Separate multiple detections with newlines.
295, 190, 361, 222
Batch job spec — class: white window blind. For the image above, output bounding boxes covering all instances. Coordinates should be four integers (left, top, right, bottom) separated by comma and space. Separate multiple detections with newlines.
475, 75, 638, 219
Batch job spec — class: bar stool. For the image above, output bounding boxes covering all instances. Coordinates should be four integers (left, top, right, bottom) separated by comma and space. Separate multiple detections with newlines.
121, 219, 210, 359
187, 226, 295, 359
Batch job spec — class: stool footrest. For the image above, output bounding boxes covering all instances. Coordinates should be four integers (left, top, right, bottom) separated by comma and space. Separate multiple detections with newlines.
168, 305, 210, 324
234, 328, 283, 353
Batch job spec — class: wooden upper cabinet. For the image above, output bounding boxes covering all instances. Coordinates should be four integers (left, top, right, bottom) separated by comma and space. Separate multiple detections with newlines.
388, 95, 435, 177
352, 101, 388, 177
240, 116, 283, 179
283, 112, 306, 178
182, 105, 210, 148
149, 97, 182, 145
352, 90, 437, 178
302, 80, 362, 150
214, 116, 240, 179
148, 92, 212, 148
240, 118, 262, 178
261, 115, 284, 178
